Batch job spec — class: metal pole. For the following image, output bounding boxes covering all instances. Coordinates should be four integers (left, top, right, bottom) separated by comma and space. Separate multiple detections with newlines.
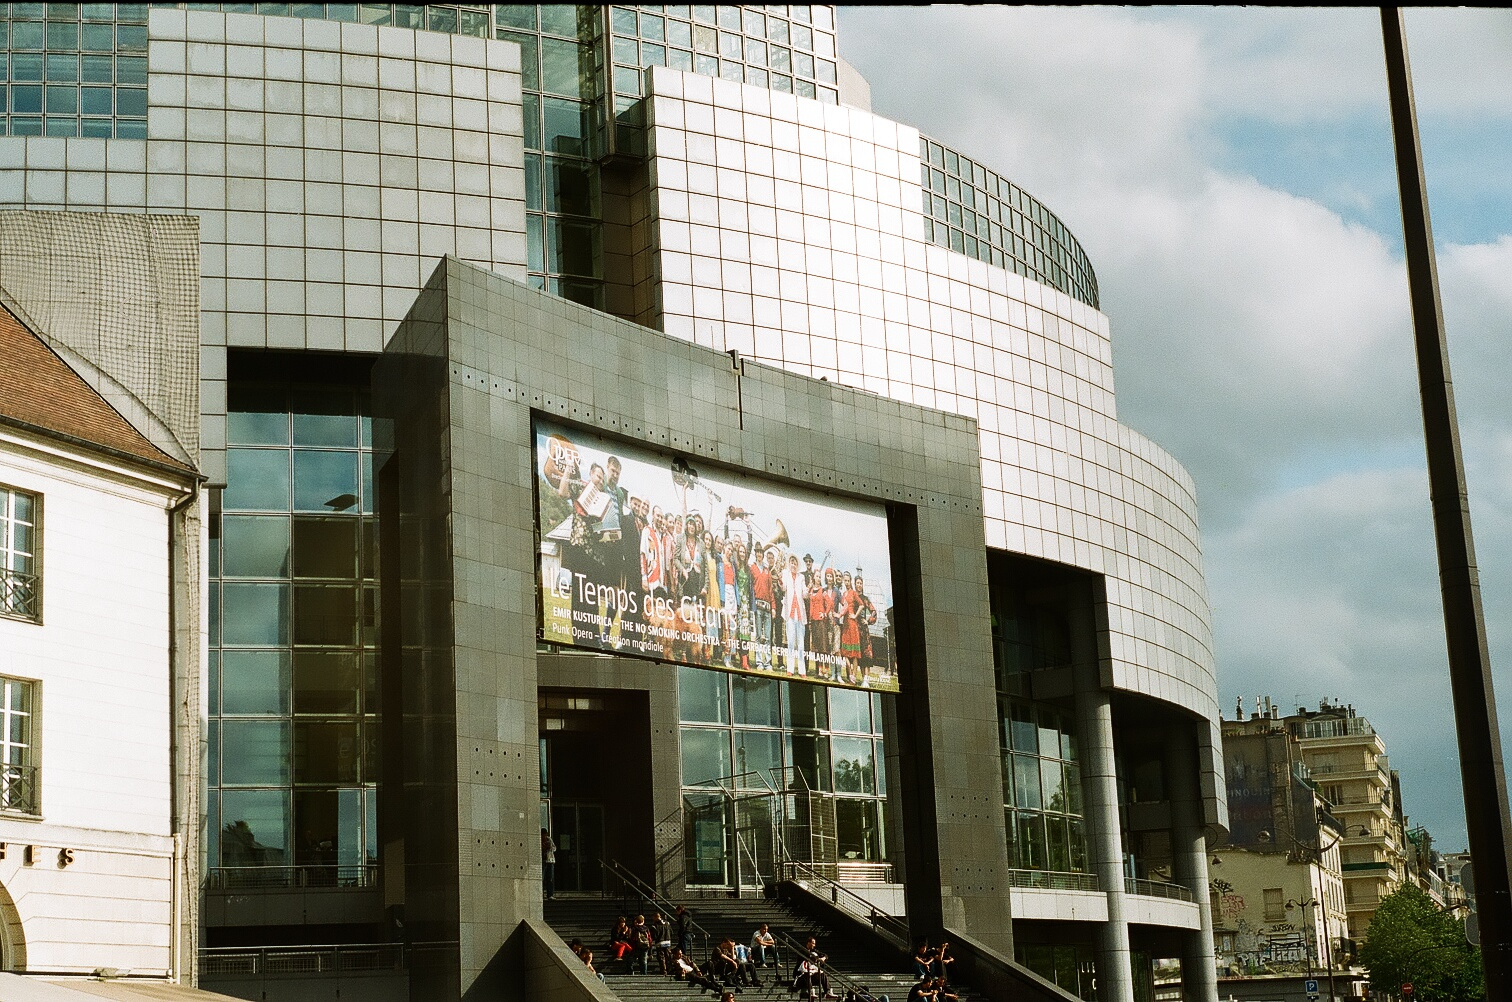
1321, 905, 1337, 1002
1380, 9, 1512, 999
1317, 834, 1339, 1002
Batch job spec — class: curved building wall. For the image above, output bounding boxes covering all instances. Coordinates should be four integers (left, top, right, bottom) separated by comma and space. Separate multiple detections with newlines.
917, 133, 1100, 308
638, 67, 1222, 813
0, 7, 1229, 991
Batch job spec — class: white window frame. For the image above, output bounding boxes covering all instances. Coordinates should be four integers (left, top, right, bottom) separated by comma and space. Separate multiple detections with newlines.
0, 676, 37, 815
0, 485, 40, 623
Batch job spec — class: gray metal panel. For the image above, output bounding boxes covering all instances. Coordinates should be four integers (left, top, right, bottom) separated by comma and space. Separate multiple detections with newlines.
374, 255, 1016, 988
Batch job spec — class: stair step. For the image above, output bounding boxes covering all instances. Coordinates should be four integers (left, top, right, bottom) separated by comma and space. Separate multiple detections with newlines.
545, 897, 986, 1002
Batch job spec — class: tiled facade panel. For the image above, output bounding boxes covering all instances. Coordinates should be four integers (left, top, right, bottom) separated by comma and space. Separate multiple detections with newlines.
0, 8, 528, 483
376, 259, 1016, 986
640, 66, 1218, 739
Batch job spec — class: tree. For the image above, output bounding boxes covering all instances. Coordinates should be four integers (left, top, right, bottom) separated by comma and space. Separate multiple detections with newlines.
1359, 884, 1483, 1001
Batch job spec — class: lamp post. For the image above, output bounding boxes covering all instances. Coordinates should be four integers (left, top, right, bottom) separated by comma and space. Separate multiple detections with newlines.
1260, 823, 1372, 1002
1287, 897, 1322, 983
1379, 11, 1512, 999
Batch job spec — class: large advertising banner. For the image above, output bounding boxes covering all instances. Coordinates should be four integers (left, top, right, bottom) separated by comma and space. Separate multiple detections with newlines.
534, 419, 899, 693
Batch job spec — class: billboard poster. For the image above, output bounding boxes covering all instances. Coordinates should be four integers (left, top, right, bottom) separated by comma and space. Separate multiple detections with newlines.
534, 418, 898, 692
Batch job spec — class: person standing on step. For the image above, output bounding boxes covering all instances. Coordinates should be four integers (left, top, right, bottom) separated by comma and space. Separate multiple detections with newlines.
649, 910, 673, 974
540, 829, 556, 901
630, 913, 653, 974
674, 903, 694, 954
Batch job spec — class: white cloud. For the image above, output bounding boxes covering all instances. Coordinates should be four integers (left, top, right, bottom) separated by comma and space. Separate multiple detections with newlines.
839, 5, 1512, 847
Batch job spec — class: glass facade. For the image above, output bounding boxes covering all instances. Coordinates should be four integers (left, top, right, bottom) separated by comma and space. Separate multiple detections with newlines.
991, 578, 1087, 874
207, 366, 379, 885
1014, 942, 1097, 1001
0, 3, 149, 139
919, 135, 1100, 309
599, 3, 839, 157
496, 5, 603, 308
1, 5, 1096, 310
1, 4, 838, 312
678, 665, 887, 884
1001, 699, 1086, 874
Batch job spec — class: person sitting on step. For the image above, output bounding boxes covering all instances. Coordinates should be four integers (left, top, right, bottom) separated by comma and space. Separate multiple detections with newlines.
791, 937, 833, 998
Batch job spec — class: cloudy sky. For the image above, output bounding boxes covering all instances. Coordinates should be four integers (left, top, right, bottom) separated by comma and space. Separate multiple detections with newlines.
839, 6, 1512, 850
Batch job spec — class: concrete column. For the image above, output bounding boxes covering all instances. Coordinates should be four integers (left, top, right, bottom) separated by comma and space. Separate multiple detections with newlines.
1071, 606, 1134, 1002
1166, 727, 1218, 1002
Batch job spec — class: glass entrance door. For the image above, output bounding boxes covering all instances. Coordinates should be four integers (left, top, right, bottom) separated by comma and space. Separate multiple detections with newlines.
549, 802, 605, 894
734, 796, 777, 888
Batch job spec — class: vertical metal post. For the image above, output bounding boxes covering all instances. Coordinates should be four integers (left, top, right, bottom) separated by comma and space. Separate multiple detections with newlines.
1380, 9, 1512, 998
1320, 904, 1337, 1002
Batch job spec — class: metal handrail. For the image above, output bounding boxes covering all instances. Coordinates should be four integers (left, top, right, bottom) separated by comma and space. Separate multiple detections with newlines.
1124, 877, 1196, 903
600, 857, 712, 959
200, 942, 407, 975
0, 764, 38, 815
0, 567, 38, 620
774, 929, 866, 997
204, 864, 379, 889
779, 857, 909, 949
1007, 869, 1100, 892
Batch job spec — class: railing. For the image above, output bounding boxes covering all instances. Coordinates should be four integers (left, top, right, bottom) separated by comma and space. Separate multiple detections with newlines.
600, 857, 712, 960
1007, 869, 1100, 892
773, 928, 866, 998
835, 861, 894, 883
1298, 716, 1376, 740
1342, 860, 1392, 873
778, 858, 910, 950
204, 864, 380, 890
0, 568, 38, 620
1124, 877, 1196, 903
0, 764, 38, 815
201, 942, 406, 977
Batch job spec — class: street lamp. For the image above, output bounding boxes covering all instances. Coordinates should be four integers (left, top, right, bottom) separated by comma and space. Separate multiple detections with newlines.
1258, 824, 1373, 1002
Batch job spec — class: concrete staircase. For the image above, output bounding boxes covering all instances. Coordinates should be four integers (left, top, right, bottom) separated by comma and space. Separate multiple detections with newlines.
544, 893, 982, 1002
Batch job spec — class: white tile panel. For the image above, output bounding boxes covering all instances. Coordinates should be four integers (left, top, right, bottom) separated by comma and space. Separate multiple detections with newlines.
640, 65, 1217, 730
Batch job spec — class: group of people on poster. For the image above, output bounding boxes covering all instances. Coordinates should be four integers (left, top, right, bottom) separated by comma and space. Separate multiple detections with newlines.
542, 432, 890, 687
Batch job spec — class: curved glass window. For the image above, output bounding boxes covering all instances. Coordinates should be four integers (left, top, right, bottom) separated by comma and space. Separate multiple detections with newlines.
918, 135, 1100, 309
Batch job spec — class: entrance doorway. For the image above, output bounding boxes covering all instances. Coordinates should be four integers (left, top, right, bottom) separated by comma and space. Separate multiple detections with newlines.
538, 688, 655, 888
549, 801, 605, 894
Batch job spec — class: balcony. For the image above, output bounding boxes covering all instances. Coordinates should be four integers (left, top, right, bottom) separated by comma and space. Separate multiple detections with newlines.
0, 765, 38, 815
1125, 877, 1197, 903
1298, 717, 1377, 740
205, 864, 379, 890
1008, 869, 1100, 892
0, 568, 39, 621
202, 942, 407, 976
1342, 860, 1392, 873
